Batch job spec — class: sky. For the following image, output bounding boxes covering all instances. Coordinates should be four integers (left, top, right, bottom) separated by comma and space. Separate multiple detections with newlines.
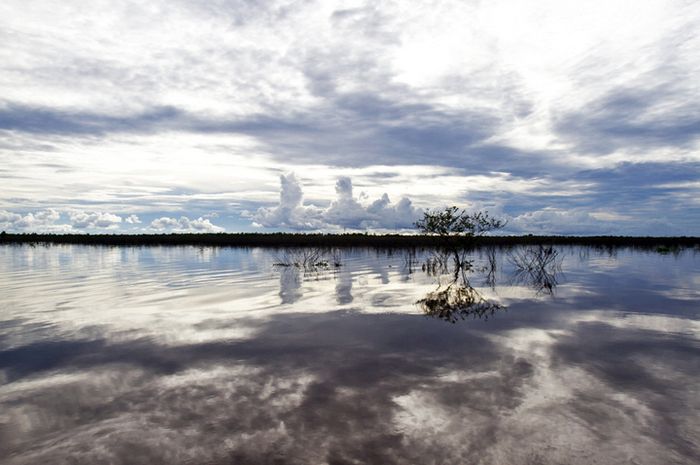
1, 0, 699, 235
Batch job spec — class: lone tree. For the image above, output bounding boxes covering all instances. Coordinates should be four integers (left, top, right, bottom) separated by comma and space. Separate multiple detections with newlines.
415, 207, 507, 306
415, 206, 506, 237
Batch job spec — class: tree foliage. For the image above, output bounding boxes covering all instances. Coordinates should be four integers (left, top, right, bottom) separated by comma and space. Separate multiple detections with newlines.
415, 207, 506, 237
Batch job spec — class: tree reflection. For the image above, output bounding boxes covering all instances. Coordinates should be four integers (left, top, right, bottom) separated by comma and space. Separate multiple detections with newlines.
482, 246, 498, 290
417, 249, 503, 323
508, 245, 562, 295
417, 281, 503, 323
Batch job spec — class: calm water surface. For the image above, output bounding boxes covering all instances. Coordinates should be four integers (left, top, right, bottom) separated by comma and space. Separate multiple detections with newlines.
0, 245, 698, 464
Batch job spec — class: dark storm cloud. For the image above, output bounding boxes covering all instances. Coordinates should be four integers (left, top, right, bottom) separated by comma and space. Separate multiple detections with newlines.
521, 161, 700, 213
575, 161, 700, 208
289, 54, 545, 170
576, 161, 700, 188
0, 104, 182, 136
466, 161, 700, 235
555, 85, 700, 153
0, 103, 312, 138
2, 97, 569, 185
0, 96, 519, 172
564, 162, 700, 233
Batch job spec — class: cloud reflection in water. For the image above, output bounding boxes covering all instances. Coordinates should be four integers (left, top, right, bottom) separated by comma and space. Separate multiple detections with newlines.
0, 245, 698, 464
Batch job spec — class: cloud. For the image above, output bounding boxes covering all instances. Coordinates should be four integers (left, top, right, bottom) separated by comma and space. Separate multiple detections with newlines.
149, 215, 224, 233
1, 209, 146, 232
555, 84, 700, 154
0, 103, 183, 136
507, 209, 612, 236
68, 211, 122, 229
505, 203, 693, 236
253, 173, 423, 231
0, 208, 67, 232
1, 209, 227, 233
1, 0, 699, 234
251, 173, 325, 230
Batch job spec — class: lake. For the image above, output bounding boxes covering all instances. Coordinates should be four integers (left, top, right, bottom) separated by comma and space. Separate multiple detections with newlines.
0, 244, 698, 464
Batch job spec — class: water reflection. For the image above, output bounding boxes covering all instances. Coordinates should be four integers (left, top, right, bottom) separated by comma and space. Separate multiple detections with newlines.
416, 281, 502, 323
278, 266, 302, 304
0, 245, 698, 464
416, 250, 503, 323
508, 245, 563, 295
335, 267, 353, 305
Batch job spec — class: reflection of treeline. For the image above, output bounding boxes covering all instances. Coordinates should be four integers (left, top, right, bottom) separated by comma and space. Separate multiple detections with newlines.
0, 232, 698, 249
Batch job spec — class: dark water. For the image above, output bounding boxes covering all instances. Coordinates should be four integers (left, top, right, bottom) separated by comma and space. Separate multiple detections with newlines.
0, 245, 698, 465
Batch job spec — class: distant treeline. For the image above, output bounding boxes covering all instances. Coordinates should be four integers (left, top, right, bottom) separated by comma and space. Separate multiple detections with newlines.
1, 232, 698, 249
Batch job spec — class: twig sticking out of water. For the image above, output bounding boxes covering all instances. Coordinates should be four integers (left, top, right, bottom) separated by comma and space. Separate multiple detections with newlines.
273, 247, 342, 269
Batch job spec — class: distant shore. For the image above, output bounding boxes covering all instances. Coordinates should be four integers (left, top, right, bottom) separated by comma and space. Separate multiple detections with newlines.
1, 232, 698, 249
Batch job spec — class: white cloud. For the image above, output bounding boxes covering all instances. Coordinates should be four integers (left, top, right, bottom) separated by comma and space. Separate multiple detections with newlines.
1, 209, 146, 232
506, 208, 628, 235
1, 208, 228, 233
508, 207, 688, 236
68, 211, 122, 229
509, 209, 597, 234
0, 209, 68, 232
150, 217, 179, 229
149, 216, 224, 233
0, 210, 20, 224
0, 0, 699, 234
253, 173, 422, 231
251, 173, 325, 230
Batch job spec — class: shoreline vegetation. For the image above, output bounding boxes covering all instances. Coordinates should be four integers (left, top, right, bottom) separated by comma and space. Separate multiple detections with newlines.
1, 232, 698, 249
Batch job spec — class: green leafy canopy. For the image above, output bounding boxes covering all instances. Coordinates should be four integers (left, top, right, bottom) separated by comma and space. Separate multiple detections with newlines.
415, 206, 506, 236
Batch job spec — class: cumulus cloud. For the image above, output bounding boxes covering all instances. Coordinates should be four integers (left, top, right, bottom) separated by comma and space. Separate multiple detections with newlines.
149, 216, 224, 233
68, 211, 123, 229
0, 209, 65, 231
253, 173, 422, 231
505, 208, 644, 236
250, 173, 325, 230
507, 209, 604, 235
0, 209, 150, 232
504, 206, 691, 236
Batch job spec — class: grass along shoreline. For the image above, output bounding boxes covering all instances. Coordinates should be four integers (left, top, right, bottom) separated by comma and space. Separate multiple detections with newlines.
1, 232, 698, 249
